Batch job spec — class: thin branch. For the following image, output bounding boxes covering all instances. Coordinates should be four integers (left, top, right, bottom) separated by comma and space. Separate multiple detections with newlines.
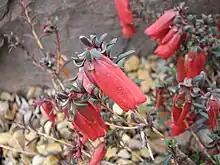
0, 145, 37, 156
185, 121, 216, 164
105, 122, 140, 130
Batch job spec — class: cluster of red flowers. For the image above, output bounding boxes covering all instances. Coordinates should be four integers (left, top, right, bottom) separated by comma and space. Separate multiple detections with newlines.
38, 44, 146, 163
145, 9, 186, 59
177, 51, 207, 82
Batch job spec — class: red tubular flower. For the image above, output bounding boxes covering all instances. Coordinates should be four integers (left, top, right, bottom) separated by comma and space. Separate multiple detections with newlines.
41, 101, 55, 123
155, 89, 164, 108
186, 51, 207, 78
89, 142, 106, 165
170, 122, 186, 136
122, 24, 136, 38
77, 70, 94, 94
145, 9, 177, 40
114, 0, 135, 38
206, 97, 220, 131
154, 30, 182, 59
84, 55, 146, 111
170, 94, 192, 136
72, 102, 108, 141
177, 55, 187, 82
161, 26, 178, 44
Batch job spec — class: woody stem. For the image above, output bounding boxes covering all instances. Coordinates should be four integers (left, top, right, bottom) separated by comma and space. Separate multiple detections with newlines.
105, 122, 140, 130
185, 121, 216, 164
0, 145, 37, 156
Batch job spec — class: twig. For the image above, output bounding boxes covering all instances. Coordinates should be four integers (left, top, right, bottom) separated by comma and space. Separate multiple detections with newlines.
185, 121, 216, 164
37, 131, 91, 158
15, 122, 91, 158
21, 0, 44, 50
176, 147, 196, 165
0, 145, 37, 156
105, 122, 140, 130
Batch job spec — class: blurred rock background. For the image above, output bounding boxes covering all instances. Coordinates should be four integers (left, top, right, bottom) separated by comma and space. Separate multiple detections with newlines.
0, 0, 219, 92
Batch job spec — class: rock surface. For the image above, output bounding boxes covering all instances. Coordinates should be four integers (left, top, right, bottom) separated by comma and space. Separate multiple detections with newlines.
0, 0, 220, 92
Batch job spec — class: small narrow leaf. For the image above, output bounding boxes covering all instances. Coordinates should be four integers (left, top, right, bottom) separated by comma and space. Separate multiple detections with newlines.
90, 48, 102, 58
74, 102, 88, 109
107, 38, 117, 46
162, 154, 173, 165
199, 111, 209, 119
99, 33, 108, 43
79, 36, 92, 47
115, 50, 135, 63
116, 58, 125, 68
134, 79, 144, 85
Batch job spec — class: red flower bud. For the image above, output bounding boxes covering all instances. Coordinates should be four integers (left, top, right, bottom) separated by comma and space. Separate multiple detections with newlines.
155, 89, 164, 108
145, 9, 177, 40
84, 55, 146, 111
186, 51, 207, 78
161, 26, 178, 44
170, 94, 192, 136
177, 55, 187, 82
154, 30, 182, 59
122, 24, 136, 38
206, 97, 220, 131
41, 101, 55, 123
72, 102, 108, 141
77, 70, 94, 94
170, 122, 186, 136
89, 142, 106, 165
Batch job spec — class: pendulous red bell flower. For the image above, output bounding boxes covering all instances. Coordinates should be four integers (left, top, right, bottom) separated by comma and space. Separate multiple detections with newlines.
114, 0, 135, 38
154, 29, 183, 59
41, 101, 55, 124
186, 51, 207, 78
122, 24, 136, 38
77, 69, 94, 94
89, 142, 106, 165
177, 55, 187, 82
72, 102, 108, 141
145, 9, 177, 40
170, 94, 192, 136
206, 96, 220, 131
84, 55, 146, 111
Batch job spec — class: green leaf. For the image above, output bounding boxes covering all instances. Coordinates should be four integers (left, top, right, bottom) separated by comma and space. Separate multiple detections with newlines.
167, 86, 177, 93
106, 44, 114, 56
134, 79, 144, 86
74, 102, 88, 109
214, 155, 220, 164
199, 111, 209, 119
89, 98, 99, 106
70, 85, 80, 92
187, 41, 194, 48
90, 48, 102, 58
187, 14, 196, 24
99, 33, 107, 43
108, 99, 114, 109
184, 25, 194, 32
192, 87, 200, 94
102, 96, 109, 104
79, 36, 92, 47
115, 50, 135, 63
76, 80, 83, 90
116, 58, 125, 68
162, 154, 173, 165
80, 94, 90, 102
193, 103, 206, 109
208, 26, 218, 35
107, 38, 117, 46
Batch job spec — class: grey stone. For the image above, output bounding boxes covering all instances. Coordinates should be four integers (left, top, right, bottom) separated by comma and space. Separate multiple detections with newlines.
0, 0, 219, 92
